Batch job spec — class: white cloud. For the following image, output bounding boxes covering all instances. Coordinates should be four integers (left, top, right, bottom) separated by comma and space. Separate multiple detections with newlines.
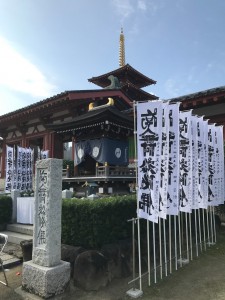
137, 0, 147, 11
111, 0, 134, 21
0, 36, 56, 99
164, 78, 181, 98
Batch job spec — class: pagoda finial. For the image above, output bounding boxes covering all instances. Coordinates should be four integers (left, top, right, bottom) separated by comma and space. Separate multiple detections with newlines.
119, 27, 125, 67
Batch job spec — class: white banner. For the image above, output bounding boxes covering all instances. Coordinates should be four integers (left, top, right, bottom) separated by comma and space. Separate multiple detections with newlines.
202, 120, 209, 208
26, 148, 32, 190
167, 103, 180, 216
12, 146, 17, 190
191, 116, 199, 209
16, 146, 22, 191
208, 125, 216, 206
21, 148, 27, 192
137, 101, 163, 223
197, 118, 207, 209
214, 126, 224, 205
159, 103, 169, 219
218, 126, 225, 204
5, 146, 14, 193
179, 111, 192, 213
41, 150, 49, 159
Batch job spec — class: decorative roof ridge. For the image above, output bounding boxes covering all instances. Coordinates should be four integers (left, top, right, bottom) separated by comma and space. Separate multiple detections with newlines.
0, 91, 71, 119
168, 85, 225, 102
0, 88, 131, 120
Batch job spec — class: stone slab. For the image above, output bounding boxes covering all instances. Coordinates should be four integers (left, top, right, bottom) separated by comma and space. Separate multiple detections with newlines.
22, 260, 70, 299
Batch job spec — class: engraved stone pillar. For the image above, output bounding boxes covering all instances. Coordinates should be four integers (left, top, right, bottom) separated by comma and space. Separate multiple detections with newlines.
22, 159, 70, 299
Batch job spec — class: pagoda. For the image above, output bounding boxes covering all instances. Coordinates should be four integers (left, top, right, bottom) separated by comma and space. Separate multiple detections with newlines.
88, 28, 158, 102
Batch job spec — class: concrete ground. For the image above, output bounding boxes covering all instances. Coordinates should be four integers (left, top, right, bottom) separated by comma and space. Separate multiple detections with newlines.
1, 230, 225, 299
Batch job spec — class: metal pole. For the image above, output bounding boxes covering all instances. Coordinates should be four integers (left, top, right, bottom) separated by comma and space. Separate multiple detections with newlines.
169, 215, 172, 273
178, 213, 182, 267
147, 220, 151, 286
202, 208, 207, 251
153, 222, 157, 283
206, 207, 210, 246
210, 206, 214, 244
185, 212, 189, 261
189, 212, 193, 260
174, 215, 178, 270
137, 218, 142, 291
132, 218, 136, 291
163, 218, 167, 277
159, 218, 162, 279
194, 209, 198, 256
198, 208, 202, 252
213, 206, 217, 243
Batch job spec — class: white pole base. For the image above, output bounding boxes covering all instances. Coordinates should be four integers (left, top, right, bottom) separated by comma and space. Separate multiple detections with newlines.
126, 288, 143, 298
177, 258, 189, 266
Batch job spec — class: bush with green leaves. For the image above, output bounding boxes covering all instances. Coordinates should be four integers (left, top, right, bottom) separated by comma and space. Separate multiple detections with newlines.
0, 195, 12, 225
62, 195, 136, 249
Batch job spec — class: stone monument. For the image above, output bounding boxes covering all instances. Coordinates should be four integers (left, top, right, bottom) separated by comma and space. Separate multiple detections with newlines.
22, 159, 70, 298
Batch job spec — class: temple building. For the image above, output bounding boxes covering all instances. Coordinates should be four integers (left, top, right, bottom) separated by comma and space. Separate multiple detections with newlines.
0, 29, 158, 194
1, 29, 225, 194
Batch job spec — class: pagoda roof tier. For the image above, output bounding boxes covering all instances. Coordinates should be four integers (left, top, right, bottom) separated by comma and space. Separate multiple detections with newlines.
120, 81, 158, 101
88, 64, 156, 89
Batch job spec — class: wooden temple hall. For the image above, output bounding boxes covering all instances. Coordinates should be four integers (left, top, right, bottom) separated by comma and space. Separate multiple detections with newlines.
0, 29, 158, 195
1, 29, 225, 195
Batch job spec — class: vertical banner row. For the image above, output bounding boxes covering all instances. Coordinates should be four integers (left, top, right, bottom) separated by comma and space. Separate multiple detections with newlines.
136, 101, 225, 223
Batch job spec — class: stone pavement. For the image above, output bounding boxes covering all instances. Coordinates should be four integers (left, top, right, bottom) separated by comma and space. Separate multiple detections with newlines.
1, 242, 22, 269
2, 233, 225, 299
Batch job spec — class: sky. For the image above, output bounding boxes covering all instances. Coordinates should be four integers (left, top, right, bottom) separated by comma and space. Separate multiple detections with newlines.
0, 0, 225, 116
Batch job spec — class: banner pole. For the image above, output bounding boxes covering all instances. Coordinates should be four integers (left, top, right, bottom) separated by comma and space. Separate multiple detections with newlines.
189, 212, 193, 260
153, 222, 157, 283
147, 220, 151, 286
169, 215, 172, 273
198, 208, 203, 252
185, 212, 189, 261
137, 218, 142, 291
213, 206, 217, 243
133, 101, 143, 293
202, 208, 207, 251
174, 215, 178, 270
159, 218, 162, 279
194, 209, 198, 256
206, 207, 210, 246
178, 213, 182, 267
163, 218, 167, 277
210, 206, 214, 244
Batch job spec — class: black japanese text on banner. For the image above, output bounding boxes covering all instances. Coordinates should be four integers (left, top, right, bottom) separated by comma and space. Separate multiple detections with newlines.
137, 101, 163, 223
167, 103, 180, 216
179, 110, 192, 213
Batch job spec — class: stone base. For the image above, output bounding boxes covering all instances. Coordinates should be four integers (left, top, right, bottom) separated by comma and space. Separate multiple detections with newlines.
22, 260, 70, 299
126, 288, 143, 298
177, 258, 189, 266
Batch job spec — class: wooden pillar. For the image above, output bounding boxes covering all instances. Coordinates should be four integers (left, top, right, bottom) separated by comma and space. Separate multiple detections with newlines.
52, 132, 63, 159
44, 131, 52, 158
21, 133, 26, 148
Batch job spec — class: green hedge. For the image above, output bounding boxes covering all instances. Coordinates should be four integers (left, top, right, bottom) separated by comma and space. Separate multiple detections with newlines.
0, 195, 12, 225
62, 195, 136, 249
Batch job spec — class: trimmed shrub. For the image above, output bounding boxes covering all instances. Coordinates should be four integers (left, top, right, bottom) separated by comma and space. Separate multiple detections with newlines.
0, 195, 12, 225
62, 195, 136, 249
